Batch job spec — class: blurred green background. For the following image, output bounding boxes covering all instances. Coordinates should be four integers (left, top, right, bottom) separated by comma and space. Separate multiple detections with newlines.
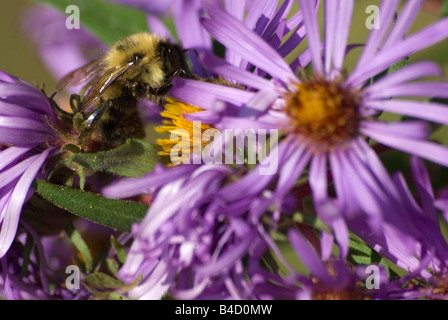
0, 1, 55, 86
0, 1, 447, 90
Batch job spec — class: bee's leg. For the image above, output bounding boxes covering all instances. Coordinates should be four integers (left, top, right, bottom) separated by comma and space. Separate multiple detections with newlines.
69, 94, 82, 113
78, 100, 111, 147
78, 96, 144, 148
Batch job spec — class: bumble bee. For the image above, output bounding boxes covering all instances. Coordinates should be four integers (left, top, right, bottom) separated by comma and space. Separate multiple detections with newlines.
57, 32, 197, 147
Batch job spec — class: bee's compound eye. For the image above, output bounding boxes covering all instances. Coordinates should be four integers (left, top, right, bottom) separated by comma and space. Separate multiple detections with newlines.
133, 53, 144, 62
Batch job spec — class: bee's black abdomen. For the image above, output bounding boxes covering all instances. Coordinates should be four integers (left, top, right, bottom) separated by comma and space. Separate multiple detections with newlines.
99, 96, 145, 146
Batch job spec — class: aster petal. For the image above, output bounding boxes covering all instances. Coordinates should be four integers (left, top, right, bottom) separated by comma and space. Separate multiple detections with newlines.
224, 0, 245, 20
382, 0, 424, 50
262, 0, 293, 43
0, 116, 53, 133
182, 110, 221, 124
297, 0, 323, 74
129, 259, 177, 300
348, 219, 421, 274
352, 138, 398, 198
196, 230, 256, 276
320, 232, 334, 261
309, 153, 327, 202
324, 0, 338, 75
0, 148, 52, 258
219, 142, 291, 201
356, 0, 400, 68
309, 153, 350, 258
216, 115, 283, 131
393, 172, 424, 215
102, 164, 195, 199
118, 242, 158, 283
201, 53, 276, 91
435, 199, 448, 224
0, 189, 13, 224
147, 15, 174, 40
202, 4, 294, 83
245, 0, 278, 36
0, 71, 18, 83
350, 18, 448, 87
172, 0, 211, 51
410, 157, 439, 224
288, 229, 332, 284
275, 142, 311, 197
331, 218, 349, 259
372, 95, 448, 124
278, 23, 306, 58
0, 100, 47, 119
223, 0, 246, 68
0, 128, 54, 146
0, 83, 50, 112
361, 120, 430, 140
0, 156, 40, 189
367, 83, 448, 100
171, 78, 254, 110
362, 123, 448, 167
364, 62, 444, 94
0, 147, 30, 171
331, 0, 354, 75
171, 279, 209, 300
243, 90, 279, 114
336, 148, 385, 224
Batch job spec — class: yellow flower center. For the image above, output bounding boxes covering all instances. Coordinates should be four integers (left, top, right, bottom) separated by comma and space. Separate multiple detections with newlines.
155, 98, 213, 164
284, 79, 360, 152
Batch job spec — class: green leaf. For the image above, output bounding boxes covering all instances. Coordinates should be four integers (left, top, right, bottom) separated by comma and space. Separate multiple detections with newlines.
387, 58, 410, 74
34, 0, 149, 45
106, 258, 120, 276
347, 233, 375, 266
111, 236, 127, 264
292, 211, 331, 233
66, 140, 162, 178
66, 222, 93, 273
33, 179, 148, 232
347, 233, 401, 279
369, 58, 410, 85
84, 272, 124, 289
442, 0, 448, 17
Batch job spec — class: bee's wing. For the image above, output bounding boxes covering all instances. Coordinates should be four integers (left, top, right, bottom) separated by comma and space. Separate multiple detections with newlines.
81, 61, 136, 109
56, 59, 104, 92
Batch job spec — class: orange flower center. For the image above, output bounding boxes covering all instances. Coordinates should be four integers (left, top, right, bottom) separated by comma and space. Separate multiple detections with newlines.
284, 79, 360, 152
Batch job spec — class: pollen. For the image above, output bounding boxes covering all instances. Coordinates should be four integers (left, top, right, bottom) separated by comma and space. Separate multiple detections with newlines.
284, 79, 361, 152
155, 98, 214, 164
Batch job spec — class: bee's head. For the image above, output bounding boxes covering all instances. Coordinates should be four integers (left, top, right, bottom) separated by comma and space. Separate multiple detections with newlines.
156, 41, 190, 80
106, 33, 167, 87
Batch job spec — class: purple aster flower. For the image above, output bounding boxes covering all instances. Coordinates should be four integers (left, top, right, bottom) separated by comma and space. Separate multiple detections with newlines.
0, 222, 91, 300
103, 160, 303, 299
0, 70, 64, 258
348, 158, 448, 300
171, 0, 448, 257
287, 229, 393, 300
